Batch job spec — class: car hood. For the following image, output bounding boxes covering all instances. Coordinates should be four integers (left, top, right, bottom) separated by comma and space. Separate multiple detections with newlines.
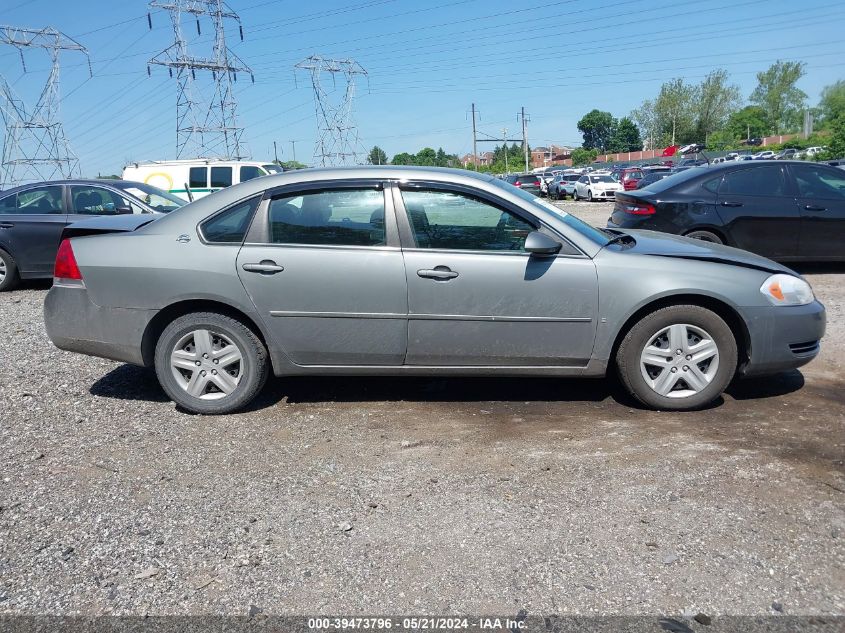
612, 229, 794, 275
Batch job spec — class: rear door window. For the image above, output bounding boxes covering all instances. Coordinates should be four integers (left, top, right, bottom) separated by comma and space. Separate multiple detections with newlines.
0, 185, 64, 214
720, 166, 785, 196
210, 166, 233, 188
793, 164, 845, 200
268, 189, 386, 247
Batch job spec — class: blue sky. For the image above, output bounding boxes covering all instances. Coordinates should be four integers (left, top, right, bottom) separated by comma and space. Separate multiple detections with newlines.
2, 0, 844, 175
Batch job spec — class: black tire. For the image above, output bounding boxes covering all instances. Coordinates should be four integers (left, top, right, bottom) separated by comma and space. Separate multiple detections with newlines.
0, 248, 20, 292
685, 230, 724, 244
616, 304, 737, 410
587, 189, 594, 202
154, 311, 269, 414
573, 189, 579, 201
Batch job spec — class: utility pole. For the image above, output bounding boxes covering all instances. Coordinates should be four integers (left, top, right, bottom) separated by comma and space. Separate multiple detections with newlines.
289, 140, 298, 163
502, 127, 509, 174
518, 106, 529, 172
147, 0, 253, 159
295, 55, 368, 167
471, 102, 478, 170
273, 140, 278, 163
0, 25, 90, 188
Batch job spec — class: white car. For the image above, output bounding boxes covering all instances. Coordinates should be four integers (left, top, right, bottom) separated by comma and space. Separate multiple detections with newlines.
805, 146, 826, 158
572, 173, 623, 201
752, 150, 775, 160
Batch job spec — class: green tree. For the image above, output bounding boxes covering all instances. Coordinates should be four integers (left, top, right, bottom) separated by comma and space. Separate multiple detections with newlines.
435, 147, 448, 167
608, 117, 643, 152
391, 152, 415, 165
367, 146, 388, 165
570, 147, 599, 166
750, 60, 807, 134
279, 160, 307, 170
631, 99, 662, 149
577, 109, 615, 151
819, 80, 845, 127
414, 147, 438, 166
725, 106, 770, 141
695, 69, 742, 142
655, 78, 697, 145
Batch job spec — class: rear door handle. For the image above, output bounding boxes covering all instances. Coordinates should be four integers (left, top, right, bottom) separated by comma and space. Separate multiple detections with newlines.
417, 267, 459, 280
804, 204, 827, 212
0, 222, 14, 228
242, 261, 284, 274
720, 201, 743, 208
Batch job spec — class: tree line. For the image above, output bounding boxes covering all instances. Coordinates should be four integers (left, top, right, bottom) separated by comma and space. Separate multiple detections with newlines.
576, 61, 845, 163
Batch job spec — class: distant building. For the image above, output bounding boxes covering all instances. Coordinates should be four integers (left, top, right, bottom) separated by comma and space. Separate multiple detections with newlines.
461, 151, 495, 167
531, 144, 573, 168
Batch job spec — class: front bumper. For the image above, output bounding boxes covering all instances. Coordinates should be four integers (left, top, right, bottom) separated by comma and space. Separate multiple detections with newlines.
739, 301, 826, 376
44, 284, 158, 367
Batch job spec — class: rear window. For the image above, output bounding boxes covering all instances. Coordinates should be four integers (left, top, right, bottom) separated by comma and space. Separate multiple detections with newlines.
626, 170, 644, 179
637, 167, 708, 193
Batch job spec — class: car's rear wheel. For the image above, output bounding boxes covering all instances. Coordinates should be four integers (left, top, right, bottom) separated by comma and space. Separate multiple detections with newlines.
685, 230, 724, 244
587, 190, 594, 202
154, 311, 269, 414
616, 305, 737, 410
0, 248, 20, 292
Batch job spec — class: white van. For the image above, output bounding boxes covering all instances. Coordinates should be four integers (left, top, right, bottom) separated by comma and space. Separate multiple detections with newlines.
122, 159, 284, 201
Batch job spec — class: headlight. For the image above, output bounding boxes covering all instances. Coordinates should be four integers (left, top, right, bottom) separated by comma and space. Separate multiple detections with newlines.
760, 274, 814, 306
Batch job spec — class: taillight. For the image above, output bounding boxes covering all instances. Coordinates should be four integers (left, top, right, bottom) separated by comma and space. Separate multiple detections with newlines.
54, 239, 83, 281
514, 181, 521, 186
616, 200, 656, 215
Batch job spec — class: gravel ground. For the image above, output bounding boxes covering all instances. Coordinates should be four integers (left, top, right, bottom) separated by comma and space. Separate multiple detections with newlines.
0, 201, 843, 617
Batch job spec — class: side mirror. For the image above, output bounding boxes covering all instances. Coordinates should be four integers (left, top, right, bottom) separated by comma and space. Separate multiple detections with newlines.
114, 206, 133, 215
524, 231, 561, 255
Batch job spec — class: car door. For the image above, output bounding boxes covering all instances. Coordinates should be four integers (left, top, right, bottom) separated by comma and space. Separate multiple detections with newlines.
236, 182, 408, 366
0, 184, 66, 276
394, 182, 598, 366
715, 164, 799, 259
790, 163, 845, 259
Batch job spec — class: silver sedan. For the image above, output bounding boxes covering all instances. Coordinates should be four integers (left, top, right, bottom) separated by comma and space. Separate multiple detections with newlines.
44, 167, 825, 414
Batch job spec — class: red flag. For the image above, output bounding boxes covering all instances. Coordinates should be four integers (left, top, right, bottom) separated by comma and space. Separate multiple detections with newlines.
662, 145, 678, 157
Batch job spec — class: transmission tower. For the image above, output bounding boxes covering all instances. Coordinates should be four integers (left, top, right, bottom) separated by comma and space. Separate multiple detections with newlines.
0, 26, 90, 188
295, 55, 368, 167
148, 1, 253, 159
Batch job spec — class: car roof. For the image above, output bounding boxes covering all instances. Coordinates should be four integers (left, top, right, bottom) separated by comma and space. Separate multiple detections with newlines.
0, 179, 151, 196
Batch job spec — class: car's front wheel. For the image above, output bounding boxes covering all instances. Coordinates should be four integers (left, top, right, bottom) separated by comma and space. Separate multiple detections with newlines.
154, 311, 269, 414
0, 248, 20, 292
616, 305, 737, 410
587, 190, 594, 202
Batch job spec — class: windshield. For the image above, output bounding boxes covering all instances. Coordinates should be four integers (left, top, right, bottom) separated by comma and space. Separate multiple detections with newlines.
113, 181, 186, 213
263, 164, 283, 174
490, 178, 610, 245
590, 175, 614, 183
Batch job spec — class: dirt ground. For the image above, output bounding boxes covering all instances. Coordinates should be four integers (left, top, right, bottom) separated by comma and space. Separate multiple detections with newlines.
0, 201, 842, 617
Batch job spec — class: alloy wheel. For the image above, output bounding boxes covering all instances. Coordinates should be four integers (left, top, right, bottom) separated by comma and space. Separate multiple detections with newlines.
639, 323, 719, 398
170, 329, 243, 400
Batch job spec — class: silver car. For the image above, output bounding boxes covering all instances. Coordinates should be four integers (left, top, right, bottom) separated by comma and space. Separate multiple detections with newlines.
44, 167, 825, 414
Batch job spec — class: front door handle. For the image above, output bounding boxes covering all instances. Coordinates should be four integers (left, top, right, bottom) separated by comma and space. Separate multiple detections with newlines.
720, 201, 743, 208
417, 267, 459, 281
0, 222, 14, 228
804, 204, 827, 212
242, 260, 284, 274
